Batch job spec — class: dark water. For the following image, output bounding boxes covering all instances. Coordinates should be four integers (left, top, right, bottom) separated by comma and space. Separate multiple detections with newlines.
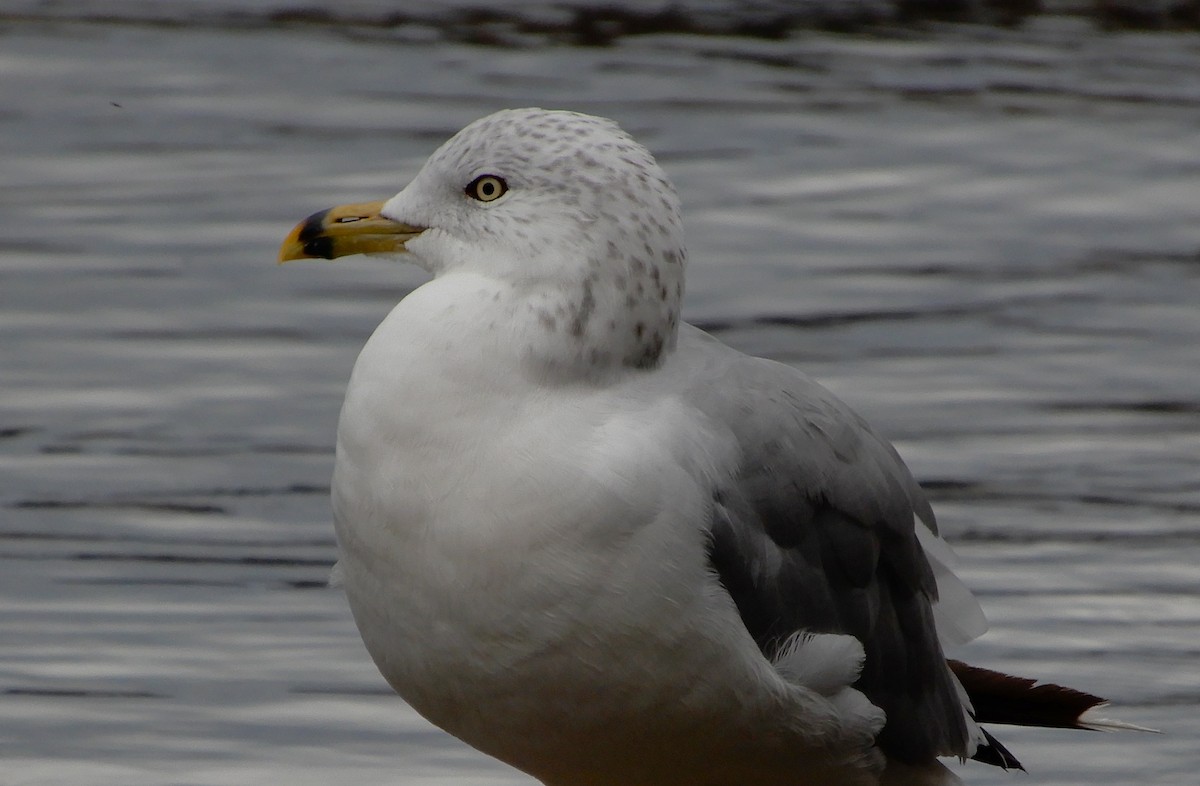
2, 9, 1197, 785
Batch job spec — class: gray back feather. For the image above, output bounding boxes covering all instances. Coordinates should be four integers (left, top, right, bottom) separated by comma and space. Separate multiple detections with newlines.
684, 336, 970, 762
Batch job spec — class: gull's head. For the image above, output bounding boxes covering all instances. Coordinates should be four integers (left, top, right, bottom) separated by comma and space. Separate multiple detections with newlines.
281, 108, 686, 370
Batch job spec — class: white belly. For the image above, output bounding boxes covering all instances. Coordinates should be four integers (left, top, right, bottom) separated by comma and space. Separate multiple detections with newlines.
327, 286, 882, 786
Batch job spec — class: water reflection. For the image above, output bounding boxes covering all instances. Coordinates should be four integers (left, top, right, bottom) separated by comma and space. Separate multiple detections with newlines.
2, 8, 1197, 786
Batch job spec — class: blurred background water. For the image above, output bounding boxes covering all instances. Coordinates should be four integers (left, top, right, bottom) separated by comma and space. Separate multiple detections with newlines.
2, 2, 1198, 784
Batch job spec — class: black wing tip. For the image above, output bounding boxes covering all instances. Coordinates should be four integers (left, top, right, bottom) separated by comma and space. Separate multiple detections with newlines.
972, 727, 1025, 771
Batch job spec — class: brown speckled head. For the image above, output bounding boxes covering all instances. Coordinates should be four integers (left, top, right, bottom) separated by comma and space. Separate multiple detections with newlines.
381, 108, 686, 374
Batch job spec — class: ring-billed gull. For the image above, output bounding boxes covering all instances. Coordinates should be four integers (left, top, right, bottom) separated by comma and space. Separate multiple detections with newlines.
280, 108, 1131, 786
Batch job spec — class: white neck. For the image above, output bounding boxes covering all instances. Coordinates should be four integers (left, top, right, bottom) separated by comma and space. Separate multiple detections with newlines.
374, 269, 679, 389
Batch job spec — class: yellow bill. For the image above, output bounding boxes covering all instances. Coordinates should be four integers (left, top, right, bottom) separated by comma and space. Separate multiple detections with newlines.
278, 201, 425, 263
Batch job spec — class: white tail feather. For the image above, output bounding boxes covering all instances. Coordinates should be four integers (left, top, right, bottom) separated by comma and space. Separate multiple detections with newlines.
1078, 705, 1161, 733
328, 560, 345, 589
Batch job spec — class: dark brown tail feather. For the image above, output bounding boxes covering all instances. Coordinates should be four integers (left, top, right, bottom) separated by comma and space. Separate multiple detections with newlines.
948, 660, 1155, 770
948, 660, 1107, 729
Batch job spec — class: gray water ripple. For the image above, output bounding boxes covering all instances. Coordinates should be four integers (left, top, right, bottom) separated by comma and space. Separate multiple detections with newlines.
2, 11, 1197, 786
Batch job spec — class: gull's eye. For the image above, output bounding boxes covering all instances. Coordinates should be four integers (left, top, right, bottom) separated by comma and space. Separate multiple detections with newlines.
466, 174, 507, 202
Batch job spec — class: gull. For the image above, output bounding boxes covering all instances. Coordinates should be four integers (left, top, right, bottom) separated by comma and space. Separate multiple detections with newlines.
279, 108, 1132, 786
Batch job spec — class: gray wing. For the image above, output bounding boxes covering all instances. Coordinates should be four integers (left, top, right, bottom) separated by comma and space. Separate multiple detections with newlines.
682, 337, 971, 763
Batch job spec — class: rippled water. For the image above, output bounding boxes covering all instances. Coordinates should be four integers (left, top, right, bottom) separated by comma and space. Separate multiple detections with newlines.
2, 9, 1198, 786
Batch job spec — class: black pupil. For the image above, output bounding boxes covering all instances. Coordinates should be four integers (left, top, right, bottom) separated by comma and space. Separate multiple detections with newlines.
480, 180, 495, 197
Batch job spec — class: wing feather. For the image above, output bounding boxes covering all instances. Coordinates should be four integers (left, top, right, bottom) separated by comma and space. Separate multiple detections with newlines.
688, 348, 977, 763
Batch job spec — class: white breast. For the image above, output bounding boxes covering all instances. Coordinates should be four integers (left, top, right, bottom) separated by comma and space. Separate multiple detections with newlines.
328, 274, 884, 786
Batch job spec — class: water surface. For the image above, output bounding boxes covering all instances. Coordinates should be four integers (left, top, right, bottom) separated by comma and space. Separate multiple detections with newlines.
2, 10, 1197, 785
